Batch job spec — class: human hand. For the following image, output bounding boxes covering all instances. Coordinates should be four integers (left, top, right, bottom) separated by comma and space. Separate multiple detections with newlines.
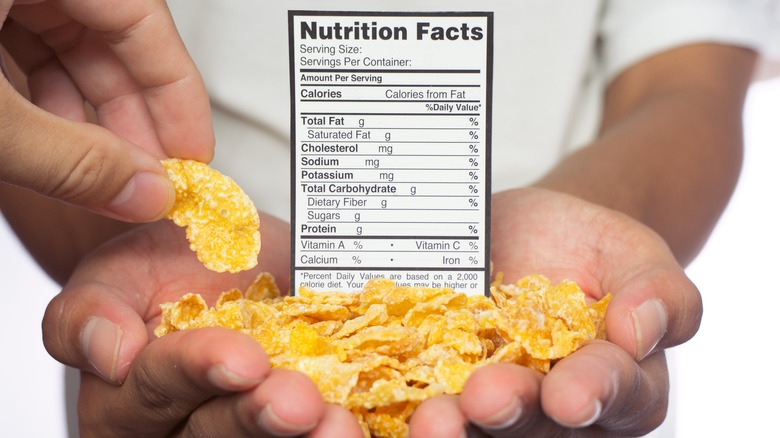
409, 188, 702, 437
42, 216, 364, 437
0, 0, 213, 222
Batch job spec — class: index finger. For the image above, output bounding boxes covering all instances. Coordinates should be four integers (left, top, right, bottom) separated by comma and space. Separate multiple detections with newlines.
53, 0, 214, 161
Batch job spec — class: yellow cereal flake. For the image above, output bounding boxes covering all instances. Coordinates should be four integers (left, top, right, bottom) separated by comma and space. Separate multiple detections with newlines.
155, 273, 611, 438
162, 158, 260, 273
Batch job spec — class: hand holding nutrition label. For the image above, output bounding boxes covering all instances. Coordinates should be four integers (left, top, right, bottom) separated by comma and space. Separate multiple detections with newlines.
289, 11, 493, 296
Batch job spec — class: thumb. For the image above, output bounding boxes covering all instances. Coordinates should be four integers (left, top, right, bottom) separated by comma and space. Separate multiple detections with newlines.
0, 83, 174, 222
605, 265, 702, 362
42, 282, 150, 385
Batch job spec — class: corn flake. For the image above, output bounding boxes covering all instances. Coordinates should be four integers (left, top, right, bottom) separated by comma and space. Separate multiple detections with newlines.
162, 158, 260, 273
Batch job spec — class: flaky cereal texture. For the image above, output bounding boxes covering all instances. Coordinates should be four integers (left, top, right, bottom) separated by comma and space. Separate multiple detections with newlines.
162, 158, 260, 273
155, 273, 611, 438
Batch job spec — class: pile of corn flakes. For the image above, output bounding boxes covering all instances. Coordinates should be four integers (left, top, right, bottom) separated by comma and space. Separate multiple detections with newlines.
158, 159, 610, 437
155, 273, 610, 438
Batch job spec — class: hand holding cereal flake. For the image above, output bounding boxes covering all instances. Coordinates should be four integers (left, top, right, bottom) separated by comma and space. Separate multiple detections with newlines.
162, 158, 261, 273
155, 273, 611, 438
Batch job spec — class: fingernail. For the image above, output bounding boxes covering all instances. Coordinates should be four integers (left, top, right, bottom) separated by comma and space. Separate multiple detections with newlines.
80, 316, 122, 383
207, 363, 260, 391
553, 398, 602, 428
107, 172, 174, 222
257, 404, 317, 437
470, 396, 523, 430
632, 299, 668, 361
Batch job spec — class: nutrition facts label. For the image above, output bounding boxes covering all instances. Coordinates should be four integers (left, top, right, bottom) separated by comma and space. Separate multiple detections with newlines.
289, 11, 492, 296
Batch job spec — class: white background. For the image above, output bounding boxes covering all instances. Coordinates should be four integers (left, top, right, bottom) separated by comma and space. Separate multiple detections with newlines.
2, 78, 779, 436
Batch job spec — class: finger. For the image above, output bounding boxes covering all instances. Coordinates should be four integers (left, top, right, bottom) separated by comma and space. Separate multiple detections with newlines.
42, 278, 151, 383
52, 0, 214, 160
1, 18, 173, 221
1, 16, 90, 131
26, 58, 88, 122
43, 27, 166, 153
459, 364, 544, 437
3, 20, 127, 133
0, 83, 175, 222
603, 262, 702, 361
410, 395, 468, 438
3, 5, 163, 152
0, 1, 10, 25
582, 204, 703, 360
78, 327, 270, 437
5, 1, 214, 162
309, 404, 365, 438
1, 19, 72, 120
0, 16, 62, 94
541, 341, 668, 436
182, 369, 325, 438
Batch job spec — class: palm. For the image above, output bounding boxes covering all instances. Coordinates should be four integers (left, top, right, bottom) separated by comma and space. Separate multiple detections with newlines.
409, 188, 701, 437
45, 216, 365, 438
490, 188, 670, 297
63, 215, 291, 340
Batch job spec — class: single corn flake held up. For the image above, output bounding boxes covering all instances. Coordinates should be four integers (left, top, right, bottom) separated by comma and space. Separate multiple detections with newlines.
162, 158, 260, 273
156, 273, 611, 438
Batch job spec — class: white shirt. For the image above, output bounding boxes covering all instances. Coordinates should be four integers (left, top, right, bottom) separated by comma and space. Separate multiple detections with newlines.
169, 0, 775, 220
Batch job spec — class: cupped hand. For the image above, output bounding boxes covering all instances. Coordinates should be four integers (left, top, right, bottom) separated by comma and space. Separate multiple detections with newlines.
42, 215, 363, 437
409, 188, 702, 437
0, 0, 213, 222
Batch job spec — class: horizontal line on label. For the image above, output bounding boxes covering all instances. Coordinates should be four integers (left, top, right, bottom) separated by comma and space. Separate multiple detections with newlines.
298, 250, 480, 253
300, 84, 481, 87
304, 221, 479, 224
293, 267, 487, 271
305, 208, 479, 211
303, 193, 480, 197
299, 112, 481, 116
300, 235, 480, 240
302, 99, 481, 103
299, 69, 481, 74
301, 127, 480, 130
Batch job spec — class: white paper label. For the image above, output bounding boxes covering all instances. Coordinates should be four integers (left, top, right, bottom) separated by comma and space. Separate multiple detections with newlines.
289, 11, 493, 295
